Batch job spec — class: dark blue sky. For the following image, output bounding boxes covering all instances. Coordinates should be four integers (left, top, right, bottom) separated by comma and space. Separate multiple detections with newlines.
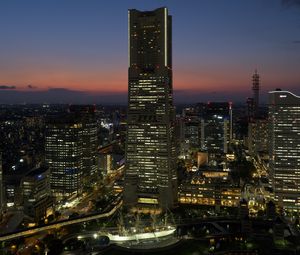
0, 0, 299, 104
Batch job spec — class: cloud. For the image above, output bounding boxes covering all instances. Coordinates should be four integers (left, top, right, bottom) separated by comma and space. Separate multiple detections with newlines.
47, 87, 86, 93
27, 84, 37, 89
293, 40, 300, 43
0, 85, 16, 90
281, 0, 300, 8
48, 88, 75, 92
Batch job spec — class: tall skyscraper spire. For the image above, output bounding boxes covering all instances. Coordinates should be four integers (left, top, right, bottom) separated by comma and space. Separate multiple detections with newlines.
124, 7, 177, 212
252, 69, 260, 117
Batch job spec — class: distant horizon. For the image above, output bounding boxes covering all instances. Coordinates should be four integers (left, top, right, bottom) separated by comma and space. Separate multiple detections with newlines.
1, 86, 299, 105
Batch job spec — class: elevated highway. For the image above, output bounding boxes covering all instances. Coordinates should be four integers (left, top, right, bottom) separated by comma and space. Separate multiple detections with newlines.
0, 201, 122, 242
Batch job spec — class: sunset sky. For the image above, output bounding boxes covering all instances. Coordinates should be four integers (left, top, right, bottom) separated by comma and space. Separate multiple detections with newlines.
0, 0, 299, 104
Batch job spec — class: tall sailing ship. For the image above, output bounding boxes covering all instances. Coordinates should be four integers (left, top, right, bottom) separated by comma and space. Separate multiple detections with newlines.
105, 212, 178, 249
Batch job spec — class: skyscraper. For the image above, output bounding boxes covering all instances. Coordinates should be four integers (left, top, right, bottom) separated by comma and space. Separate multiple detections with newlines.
248, 118, 268, 156
200, 102, 232, 157
69, 105, 98, 177
21, 166, 53, 222
45, 114, 84, 200
46, 106, 98, 200
182, 107, 200, 149
0, 153, 4, 214
124, 7, 177, 212
252, 70, 260, 117
269, 90, 300, 212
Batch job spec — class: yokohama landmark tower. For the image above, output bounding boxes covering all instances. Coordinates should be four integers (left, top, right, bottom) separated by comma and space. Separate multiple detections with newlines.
124, 7, 177, 212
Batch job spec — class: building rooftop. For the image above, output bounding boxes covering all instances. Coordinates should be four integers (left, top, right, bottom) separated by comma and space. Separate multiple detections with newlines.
25, 165, 49, 178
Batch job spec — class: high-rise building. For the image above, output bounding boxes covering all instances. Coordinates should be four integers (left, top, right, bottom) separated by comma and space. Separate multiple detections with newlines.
269, 90, 300, 212
252, 70, 260, 117
0, 153, 4, 214
248, 118, 268, 156
46, 106, 98, 200
21, 166, 53, 222
200, 102, 232, 157
69, 105, 98, 177
124, 7, 177, 211
182, 107, 200, 148
246, 97, 254, 121
45, 114, 84, 199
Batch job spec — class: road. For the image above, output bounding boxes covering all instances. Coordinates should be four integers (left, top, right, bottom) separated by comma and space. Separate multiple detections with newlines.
0, 201, 122, 242
58, 164, 124, 219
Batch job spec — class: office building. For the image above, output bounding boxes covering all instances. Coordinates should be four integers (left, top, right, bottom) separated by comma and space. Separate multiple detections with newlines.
99, 153, 112, 177
248, 118, 268, 156
182, 108, 200, 148
69, 105, 98, 177
4, 175, 22, 209
45, 106, 98, 200
21, 166, 53, 222
269, 90, 300, 211
252, 70, 260, 117
247, 97, 255, 121
45, 114, 84, 199
124, 7, 177, 211
0, 153, 4, 214
200, 102, 232, 157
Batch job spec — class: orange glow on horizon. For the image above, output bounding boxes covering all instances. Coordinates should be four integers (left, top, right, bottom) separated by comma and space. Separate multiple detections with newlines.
1, 66, 298, 94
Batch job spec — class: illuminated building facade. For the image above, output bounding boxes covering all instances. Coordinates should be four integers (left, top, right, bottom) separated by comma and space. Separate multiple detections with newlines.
0, 154, 4, 214
200, 102, 232, 156
248, 118, 268, 156
182, 108, 200, 148
45, 115, 84, 199
124, 7, 177, 211
69, 105, 98, 177
178, 173, 241, 208
21, 166, 53, 222
252, 70, 260, 117
46, 106, 98, 200
269, 90, 300, 211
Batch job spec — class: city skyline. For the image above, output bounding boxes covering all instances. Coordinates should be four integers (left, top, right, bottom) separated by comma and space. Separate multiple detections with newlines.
1, 3, 300, 253
0, 0, 300, 104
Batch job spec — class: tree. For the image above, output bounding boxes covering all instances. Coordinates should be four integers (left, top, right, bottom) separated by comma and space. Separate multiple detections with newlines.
54, 211, 61, 220
47, 214, 55, 223
47, 238, 63, 255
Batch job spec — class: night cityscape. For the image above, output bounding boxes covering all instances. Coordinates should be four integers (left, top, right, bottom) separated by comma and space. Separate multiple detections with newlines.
0, 1, 300, 255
